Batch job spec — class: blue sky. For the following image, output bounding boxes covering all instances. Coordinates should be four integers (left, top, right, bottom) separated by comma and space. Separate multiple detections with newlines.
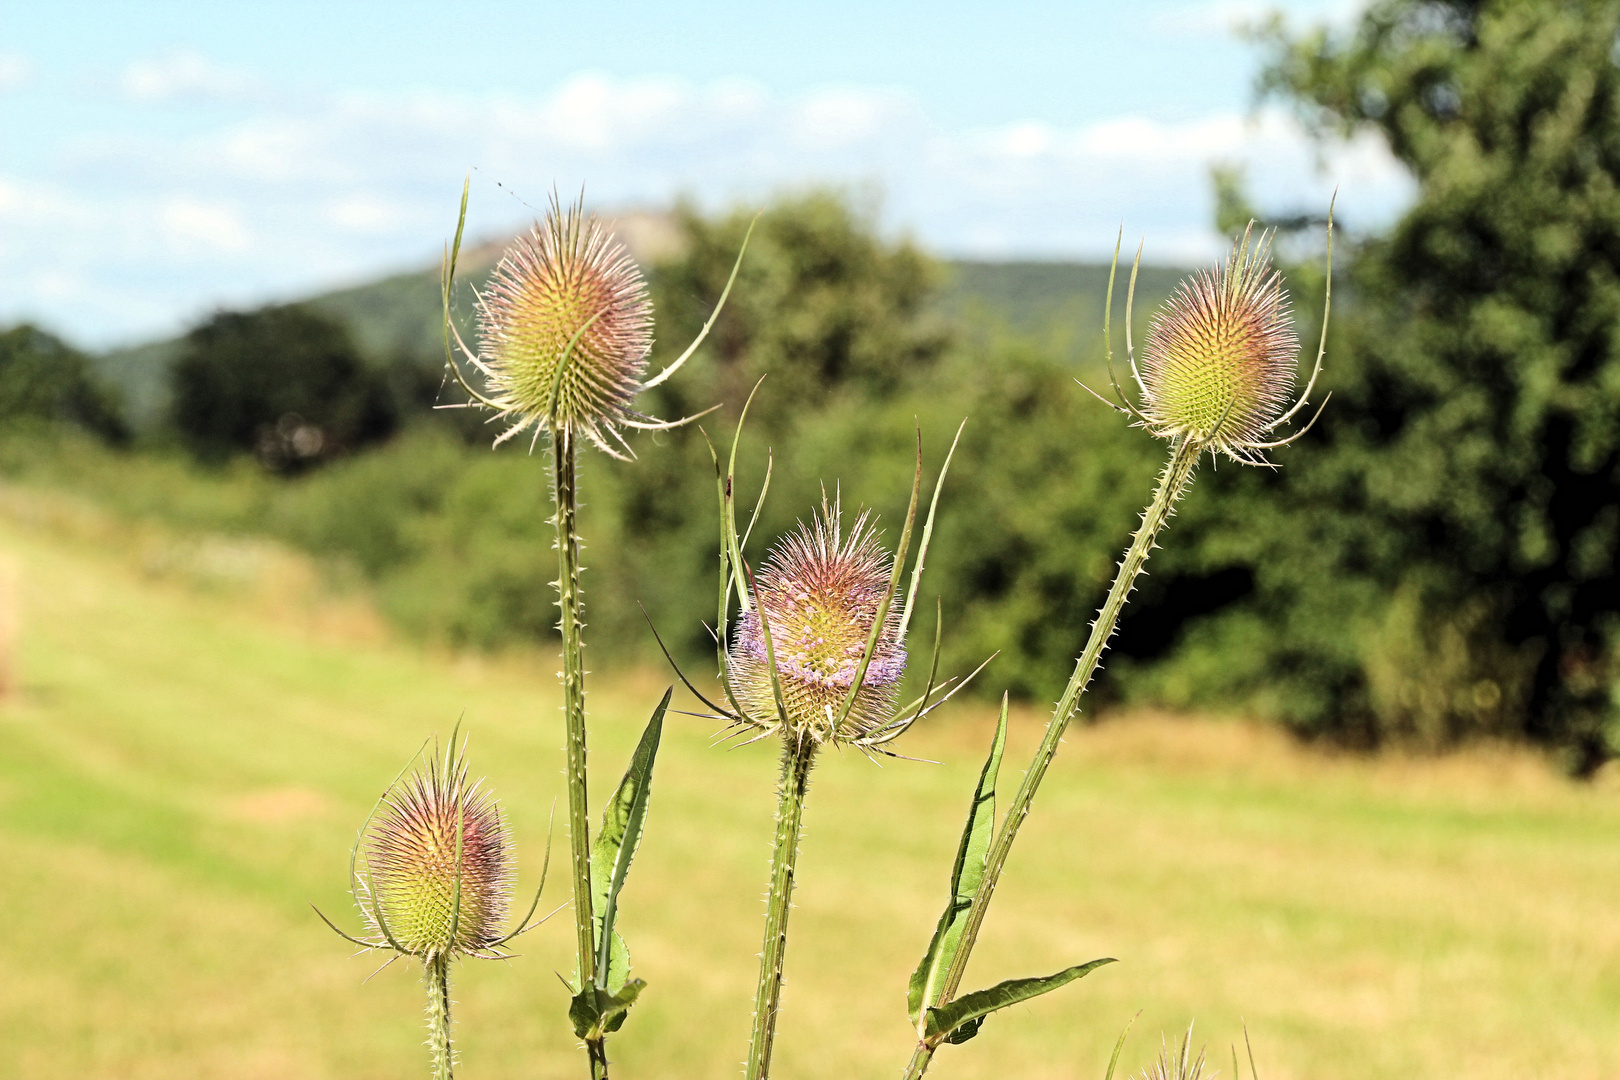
1, 0, 1404, 347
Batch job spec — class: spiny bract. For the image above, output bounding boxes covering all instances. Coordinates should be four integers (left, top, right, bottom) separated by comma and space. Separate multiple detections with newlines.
476, 192, 654, 453
729, 500, 906, 746
357, 743, 515, 959
1139, 226, 1299, 462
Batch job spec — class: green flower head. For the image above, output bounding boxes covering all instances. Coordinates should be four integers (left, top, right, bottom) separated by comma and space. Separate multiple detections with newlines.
1139, 226, 1299, 460
475, 193, 654, 455
1088, 207, 1334, 466
332, 735, 535, 962
441, 180, 756, 460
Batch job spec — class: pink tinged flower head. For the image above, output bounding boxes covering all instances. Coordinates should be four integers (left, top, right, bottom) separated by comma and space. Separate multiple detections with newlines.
1139, 228, 1299, 459
730, 504, 907, 745
476, 193, 654, 452
358, 747, 515, 959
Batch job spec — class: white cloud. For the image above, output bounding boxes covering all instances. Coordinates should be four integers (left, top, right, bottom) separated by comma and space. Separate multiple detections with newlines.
161, 198, 252, 253
1150, 1, 1277, 36
324, 195, 409, 235
0, 54, 31, 92
121, 50, 256, 103
2, 69, 1414, 346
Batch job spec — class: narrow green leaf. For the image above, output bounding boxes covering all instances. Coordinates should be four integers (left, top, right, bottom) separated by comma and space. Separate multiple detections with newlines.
833, 425, 923, 734
923, 958, 1116, 1043
908, 696, 1008, 1026
589, 689, 669, 993
1103, 1011, 1140, 1080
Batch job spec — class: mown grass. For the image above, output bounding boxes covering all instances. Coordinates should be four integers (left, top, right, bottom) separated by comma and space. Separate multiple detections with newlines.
2, 482, 1618, 1080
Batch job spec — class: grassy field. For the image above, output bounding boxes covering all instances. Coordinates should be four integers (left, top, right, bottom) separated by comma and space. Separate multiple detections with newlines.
2, 482, 1619, 1080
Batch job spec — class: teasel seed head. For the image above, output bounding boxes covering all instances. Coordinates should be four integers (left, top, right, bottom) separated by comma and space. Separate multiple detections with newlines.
356, 738, 515, 960
1138, 226, 1300, 461
729, 500, 907, 747
1137, 1026, 1210, 1080
475, 192, 654, 454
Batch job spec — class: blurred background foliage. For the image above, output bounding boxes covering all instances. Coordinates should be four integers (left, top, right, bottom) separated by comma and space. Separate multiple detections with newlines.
6, 0, 1620, 769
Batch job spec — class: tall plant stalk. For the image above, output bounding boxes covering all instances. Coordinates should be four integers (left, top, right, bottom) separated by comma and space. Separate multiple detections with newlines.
426, 953, 455, 1080
746, 737, 817, 1080
435, 181, 755, 1080
550, 426, 609, 1077
903, 212, 1328, 1075
903, 437, 1201, 1080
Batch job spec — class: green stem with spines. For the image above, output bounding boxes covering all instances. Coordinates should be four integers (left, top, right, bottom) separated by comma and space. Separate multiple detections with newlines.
904, 436, 1202, 1080
746, 736, 818, 1080
551, 428, 603, 1077
427, 953, 454, 1080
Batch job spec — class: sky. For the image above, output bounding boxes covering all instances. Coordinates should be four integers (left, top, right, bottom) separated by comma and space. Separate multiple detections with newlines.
0, 0, 1409, 349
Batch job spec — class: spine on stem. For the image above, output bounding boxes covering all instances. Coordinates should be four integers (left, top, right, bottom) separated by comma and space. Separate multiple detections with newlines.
746, 738, 818, 1080
552, 429, 599, 1006
427, 953, 454, 1080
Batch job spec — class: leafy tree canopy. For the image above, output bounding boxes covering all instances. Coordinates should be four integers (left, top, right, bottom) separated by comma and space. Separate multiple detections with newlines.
0, 324, 126, 441
171, 304, 399, 470
1151, 0, 1620, 770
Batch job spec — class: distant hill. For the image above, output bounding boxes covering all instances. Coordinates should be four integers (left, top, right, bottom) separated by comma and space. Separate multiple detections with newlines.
936, 260, 1187, 365
91, 240, 1190, 431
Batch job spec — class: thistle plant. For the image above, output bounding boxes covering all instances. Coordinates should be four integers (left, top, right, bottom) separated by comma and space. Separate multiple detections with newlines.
646, 401, 982, 1080
439, 180, 751, 1077
1137, 1026, 1211, 1080
317, 733, 547, 1080
902, 208, 1333, 1078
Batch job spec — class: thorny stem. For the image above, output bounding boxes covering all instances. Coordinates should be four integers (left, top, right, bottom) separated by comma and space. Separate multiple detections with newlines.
925, 437, 1203, 1061
746, 736, 818, 1080
902, 1036, 935, 1080
586, 1036, 610, 1080
552, 427, 600, 1069
427, 953, 454, 1080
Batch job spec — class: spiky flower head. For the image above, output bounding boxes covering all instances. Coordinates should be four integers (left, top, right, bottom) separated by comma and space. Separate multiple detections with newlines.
1137, 1026, 1210, 1080
728, 500, 907, 747
475, 193, 654, 454
355, 738, 516, 960
1138, 226, 1299, 462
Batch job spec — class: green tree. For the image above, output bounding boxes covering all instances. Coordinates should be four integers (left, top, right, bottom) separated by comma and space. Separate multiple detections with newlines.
0, 324, 126, 441
171, 304, 398, 470
580, 190, 956, 655
646, 189, 949, 424
1143, 0, 1620, 769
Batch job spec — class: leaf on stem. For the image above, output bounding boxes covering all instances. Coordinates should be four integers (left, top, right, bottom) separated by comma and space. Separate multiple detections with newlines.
923, 958, 1117, 1045
908, 695, 1008, 1027
569, 689, 668, 1038
569, 977, 647, 1039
